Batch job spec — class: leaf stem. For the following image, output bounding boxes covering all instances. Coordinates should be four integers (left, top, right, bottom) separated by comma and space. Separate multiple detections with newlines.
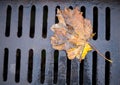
89, 43, 113, 63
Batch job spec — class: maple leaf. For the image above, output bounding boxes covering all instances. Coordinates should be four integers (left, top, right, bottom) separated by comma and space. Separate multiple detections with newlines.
50, 7, 112, 63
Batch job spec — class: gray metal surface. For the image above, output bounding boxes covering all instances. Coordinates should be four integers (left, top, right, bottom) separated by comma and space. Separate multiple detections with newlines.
0, 0, 120, 85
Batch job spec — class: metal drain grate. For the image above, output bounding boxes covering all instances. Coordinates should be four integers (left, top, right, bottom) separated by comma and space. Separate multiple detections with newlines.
0, 0, 120, 85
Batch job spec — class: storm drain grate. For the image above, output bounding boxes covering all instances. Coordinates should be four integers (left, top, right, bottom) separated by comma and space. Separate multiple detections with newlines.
0, 0, 120, 85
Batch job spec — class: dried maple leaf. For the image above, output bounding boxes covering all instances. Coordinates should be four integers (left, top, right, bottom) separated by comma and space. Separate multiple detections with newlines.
50, 7, 112, 63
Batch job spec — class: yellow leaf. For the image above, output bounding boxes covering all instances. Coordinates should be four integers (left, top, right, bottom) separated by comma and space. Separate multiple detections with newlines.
81, 43, 92, 60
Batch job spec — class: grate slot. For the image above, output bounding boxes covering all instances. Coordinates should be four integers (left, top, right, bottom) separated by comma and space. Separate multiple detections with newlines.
40, 49, 46, 84
27, 49, 33, 83
81, 6, 86, 18
17, 5, 23, 38
66, 58, 71, 85
55, 6, 60, 23
15, 49, 21, 83
66, 6, 73, 85
92, 51, 97, 85
29, 5, 36, 38
3, 48, 9, 81
5, 5, 11, 37
53, 50, 59, 84
79, 6, 86, 85
105, 7, 111, 41
42, 5, 48, 38
79, 60, 84, 85
105, 51, 111, 85
93, 6, 98, 40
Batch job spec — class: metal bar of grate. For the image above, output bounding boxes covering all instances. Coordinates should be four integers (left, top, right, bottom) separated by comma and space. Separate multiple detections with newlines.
0, 0, 120, 85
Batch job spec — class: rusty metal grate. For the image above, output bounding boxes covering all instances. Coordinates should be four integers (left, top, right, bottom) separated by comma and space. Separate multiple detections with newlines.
0, 0, 120, 85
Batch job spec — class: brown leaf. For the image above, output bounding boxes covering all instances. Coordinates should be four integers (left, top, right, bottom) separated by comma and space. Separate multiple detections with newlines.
50, 7, 112, 63
50, 7, 93, 61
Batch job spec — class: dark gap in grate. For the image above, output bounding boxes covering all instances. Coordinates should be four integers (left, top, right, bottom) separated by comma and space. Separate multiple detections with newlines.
66, 6, 73, 85
17, 5, 23, 38
40, 50, 46, 84
79, 60, 84, 85
29, 5, 36, 38
53, 6, 60, 84
42, 5, 48, 38
27, 49, 33, 83
105, 7, 111, 41
55, 6, 60, 23
5, 5, 11, 37
15, 49, 21, 83
3, 48, 9, 81
81, 6, 86, 18
66, 58, 71, 85
93, 7, 98, 40
79, 6, 85, 85
53, 50, 59, 84
69, 6, 73, 9
92, 51, 97, 85
105, 51, 111, 85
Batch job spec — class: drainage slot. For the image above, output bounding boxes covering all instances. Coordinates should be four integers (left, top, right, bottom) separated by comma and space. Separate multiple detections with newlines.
79, 60, 84, 85
17, 5, 23, 38
53, 50, 59, 84
29, 5, 36, 38
15, 49, 21, 83
42, 5, 48, 38
40, 50, 46, 84
79, 6, 85, 85
92, 51, 97, 85
69, 6, 73, 10
27, 49, 33, 83
105, 51, 110, 85
66, 58, 71, 85
66, 9, 72, 82
5, 5, 12, 37
81, 6, 86, 18
3, 48, 9, 81
93, 7, 98, 40
105, 7, 111, 41
55, 6, 60, 23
